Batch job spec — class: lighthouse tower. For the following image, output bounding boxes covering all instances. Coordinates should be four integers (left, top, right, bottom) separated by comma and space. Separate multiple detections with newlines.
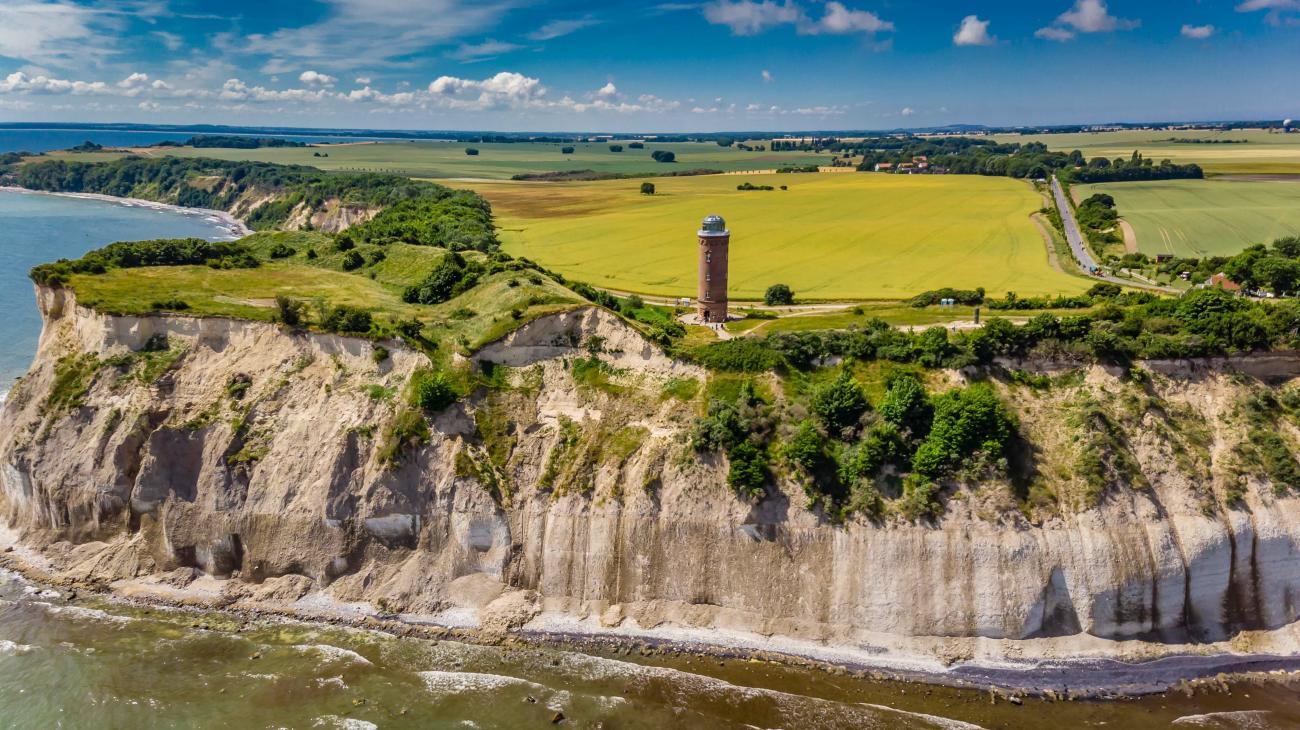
697, 214, 730, 323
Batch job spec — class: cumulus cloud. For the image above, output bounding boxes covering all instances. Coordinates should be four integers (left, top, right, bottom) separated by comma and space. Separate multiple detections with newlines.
702, 0, 892, 36
761, 69, 773, 82
953, 15, 995, 46
1180, 24, 1215, 39
0, 1, 113, 66
355, 76, 371, 84
595, 81, 617, 98
901, 106, 915, 116
298, 70, 337, 86
427, 71, 549, 110
0, 71, 111, 95
527, 16, 600, 41
1037, 0, 1138, 41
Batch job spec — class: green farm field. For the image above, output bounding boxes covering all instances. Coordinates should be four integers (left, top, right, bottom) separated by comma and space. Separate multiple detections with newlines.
1077, 179, 1300, 258
467, 172, 1088, 300
991, 129, 1300, 175
55, 140, 831, 180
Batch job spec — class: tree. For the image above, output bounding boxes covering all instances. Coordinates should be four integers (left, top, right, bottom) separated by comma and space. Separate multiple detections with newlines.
640, 182, 655, 195
609, 144, 624, 152
912, 384, 1011, 479
785, 419, 825, 472
764, 283, 794, 306
464, 147, 479, 156
561, 146, 575, 154
810, 369, 869, 434
726, 439, 768, 497
879, 374, 932, 439
651, 150, 676, 163
341, 249, 364, 270
274, 295, 305, 326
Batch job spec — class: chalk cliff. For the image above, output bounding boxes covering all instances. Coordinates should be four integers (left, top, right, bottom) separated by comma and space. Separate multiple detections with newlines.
5, 285, 1300, 675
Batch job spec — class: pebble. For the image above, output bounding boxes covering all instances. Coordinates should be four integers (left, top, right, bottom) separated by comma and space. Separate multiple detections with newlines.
551, 711, 565, 724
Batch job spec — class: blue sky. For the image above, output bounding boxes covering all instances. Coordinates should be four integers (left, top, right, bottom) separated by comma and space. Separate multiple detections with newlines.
0, 0, 1296, 132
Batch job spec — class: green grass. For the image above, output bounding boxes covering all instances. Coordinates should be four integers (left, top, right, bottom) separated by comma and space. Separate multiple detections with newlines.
990, 128, 1300, 175
735, 303, 1095, 335
48, 140, 832, 180
468, 172, 1086, 300
1077, 179, 1300, 258
66, 233, 586, 361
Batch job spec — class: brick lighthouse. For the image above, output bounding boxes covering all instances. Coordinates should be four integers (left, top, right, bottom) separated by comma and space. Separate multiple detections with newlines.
697, 214, 729, 323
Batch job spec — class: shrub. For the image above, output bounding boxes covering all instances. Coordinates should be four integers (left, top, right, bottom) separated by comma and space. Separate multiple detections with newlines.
341, 250, 364, 270
912, 384, 1011, 479
275, 295, 305, 326
609, 144, 624, 152
879, 373, 932, 438
628, 142, 644, 149
372, 345, 389, 363
322, 305, 372, 333
268, 242, 296, 259
785, 419, 825, 472
464, 147, 479, 156
651, 150, 676, 163
335, 235, 355, 251
810, 369, 869, 434
561, 146, 575, 154
640, 182, 655, 195
838, 423, 905, 485
690, 339, 785, 372
411, 369, 457, 413
764, 283, 795, 306
727, 439, 768, 497
150, 298, 189, 311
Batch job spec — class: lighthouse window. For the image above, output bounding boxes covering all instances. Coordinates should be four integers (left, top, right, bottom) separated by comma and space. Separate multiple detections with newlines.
706, 251, 711, 263
706, 273, 711, 282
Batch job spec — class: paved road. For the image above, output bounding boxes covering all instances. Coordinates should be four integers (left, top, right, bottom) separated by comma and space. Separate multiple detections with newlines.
1049, 176, 1178, 294
1050, 175, 1099, 273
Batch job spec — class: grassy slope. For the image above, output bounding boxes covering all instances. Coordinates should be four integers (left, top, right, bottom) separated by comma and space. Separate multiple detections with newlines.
468, 172, 1087, 300
44, 141, 832, 180
69, 230, 585, 358
990, 129, 1300, 175
1077, 179, 1300, 258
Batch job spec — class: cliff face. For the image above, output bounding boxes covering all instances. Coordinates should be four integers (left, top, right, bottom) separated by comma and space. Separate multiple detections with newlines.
6, 287, 1300, 669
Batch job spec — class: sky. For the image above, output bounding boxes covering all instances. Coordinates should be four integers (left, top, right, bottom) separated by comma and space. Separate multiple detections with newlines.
0, 0, 1296, 133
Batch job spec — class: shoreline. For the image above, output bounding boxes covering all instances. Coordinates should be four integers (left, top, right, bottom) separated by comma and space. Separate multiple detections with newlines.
0, 186, 252, 240
2, 542, 1299, 700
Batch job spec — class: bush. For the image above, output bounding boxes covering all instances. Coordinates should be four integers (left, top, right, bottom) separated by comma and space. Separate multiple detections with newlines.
912, 384, 1011, 479
411, 369, 458, 413
464, 147, 479, 156
726, 439, 768, 497
372, 345, 389, 363
764, 283, 795, 306
268, 242, 296, 259
341, 250, 364, 270
322, 305, 372, 333
640, 182, 655, 195
275, 295, 305, 326
651, 150, 676, 163
690, 338, 785, 372
628, 142, 644, 149
811, 369, 869, 434
879, 373, 932, 438
609, 144, 623, 152
785, 419, 825, 472
150, 298, 189, 311
561, 146, 575, 154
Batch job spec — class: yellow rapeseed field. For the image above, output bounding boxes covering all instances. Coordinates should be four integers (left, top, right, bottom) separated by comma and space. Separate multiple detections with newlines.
470, 172, 1087, 300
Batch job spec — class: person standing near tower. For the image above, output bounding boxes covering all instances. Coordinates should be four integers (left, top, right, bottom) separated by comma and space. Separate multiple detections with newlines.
697, 214, 729, 324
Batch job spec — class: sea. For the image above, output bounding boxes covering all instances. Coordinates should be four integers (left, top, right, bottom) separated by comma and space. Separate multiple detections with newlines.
0, 127, 387, 154
1, 135, 1299, 729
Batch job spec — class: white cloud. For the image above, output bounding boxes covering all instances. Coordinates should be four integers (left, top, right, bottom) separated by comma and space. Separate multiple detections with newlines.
1034, 26, 1076, 41
761, 69, 773, 82
818, 1, 891, 34
1037, 0, 1138, 41
1236, 0, 1300, 26
595, 81, 617, 98
355, 76, 371, 84
298, 70, 338, 86
447, 39, 521, 62
702, 0, 892, 36
953, 15, 995, 46
427, 71, 548, 110
0, 2, 111, 66
153, 30, 183, 51
1180, 23, 1215, 39
235, 0, 517, 70
901, 106, 915, 116
527, 17, 600, 41
0, 71, 111, 95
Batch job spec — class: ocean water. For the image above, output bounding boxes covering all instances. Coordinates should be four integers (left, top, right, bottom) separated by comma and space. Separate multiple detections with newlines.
0, 189, 233, 397
0, 128, 383, 154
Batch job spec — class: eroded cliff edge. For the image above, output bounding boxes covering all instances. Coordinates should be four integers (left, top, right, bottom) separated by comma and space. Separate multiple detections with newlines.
5, 285, 1300, 685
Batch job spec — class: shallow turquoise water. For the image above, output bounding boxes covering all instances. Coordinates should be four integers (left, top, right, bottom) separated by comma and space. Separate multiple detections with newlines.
0, 190, 232, 395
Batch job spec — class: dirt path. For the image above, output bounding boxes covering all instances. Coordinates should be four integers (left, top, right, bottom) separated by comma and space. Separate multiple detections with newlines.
1119, 219, 1138, 254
